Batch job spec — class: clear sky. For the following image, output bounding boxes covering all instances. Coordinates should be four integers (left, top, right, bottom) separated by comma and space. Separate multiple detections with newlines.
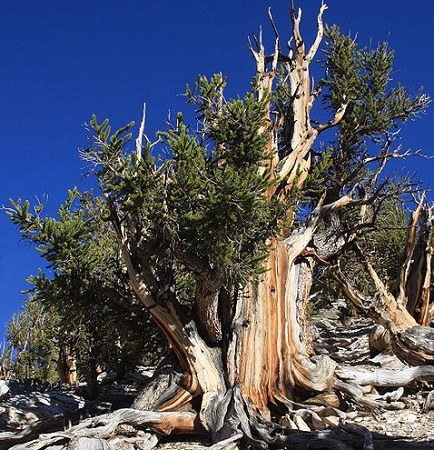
1, 0, 433, 341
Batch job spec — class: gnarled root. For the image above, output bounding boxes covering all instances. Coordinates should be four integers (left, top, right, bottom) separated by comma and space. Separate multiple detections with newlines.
394, 326, 434, 366
1, 409, 200, 450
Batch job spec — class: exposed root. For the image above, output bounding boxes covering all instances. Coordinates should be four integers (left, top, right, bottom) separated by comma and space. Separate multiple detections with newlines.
394, 326, 434, 366
133, 353, 188, 411
1, 409, 199, 450
3, 378, 434, 450
3, 302, 434, 450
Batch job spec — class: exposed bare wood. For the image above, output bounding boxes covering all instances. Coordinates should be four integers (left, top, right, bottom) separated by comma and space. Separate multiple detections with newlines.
4, 299, 434, 450
368, 325, 392, 355
394, 325, 434, 366
397, 196, 425, 308
314, 102, 348, 133
333, 268, 367, 313
357, 245, 417, 333
232, 195, 340, 416
404, 205, 433, 325
333, 248, 434, 366
337, 364, 434, 387
135, 102, 147, 162
195, 273, 222, 344
0, 409, 201, 450
334, 379, 380, 410
306, 2, 328, 63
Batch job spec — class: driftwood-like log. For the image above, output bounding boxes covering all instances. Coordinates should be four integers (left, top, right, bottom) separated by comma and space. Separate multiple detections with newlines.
337, 364, 434, 387
0, 416, 69, 450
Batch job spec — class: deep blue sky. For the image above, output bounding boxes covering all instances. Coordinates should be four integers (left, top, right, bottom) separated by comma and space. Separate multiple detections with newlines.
1, 0, 433, 340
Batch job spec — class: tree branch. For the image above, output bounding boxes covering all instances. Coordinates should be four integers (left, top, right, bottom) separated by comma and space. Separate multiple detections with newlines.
332, 265, 368, 313
290, 3, 304, 61
306, 2, 328, 63
314, 102, 347, 133
135, 103, 147, 163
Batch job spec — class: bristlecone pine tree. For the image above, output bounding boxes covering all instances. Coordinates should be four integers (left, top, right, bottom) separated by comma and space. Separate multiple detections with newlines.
5, 189, 164, 391
3, 3, 434, 449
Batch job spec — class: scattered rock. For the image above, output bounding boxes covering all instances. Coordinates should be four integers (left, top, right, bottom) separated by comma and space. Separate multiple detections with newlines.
293, 415, 311, 431
323, 415, 340, 428
311, 302, 434, 442
423, 389, 434, 412
0, 380, 8, 401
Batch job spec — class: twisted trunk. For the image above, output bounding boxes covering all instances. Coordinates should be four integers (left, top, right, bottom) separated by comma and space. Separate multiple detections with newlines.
111, 4, 352, 446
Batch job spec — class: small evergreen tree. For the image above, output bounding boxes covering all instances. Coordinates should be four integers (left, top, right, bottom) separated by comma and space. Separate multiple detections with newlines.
6, 189, 164, 387
4, 297, 56, 381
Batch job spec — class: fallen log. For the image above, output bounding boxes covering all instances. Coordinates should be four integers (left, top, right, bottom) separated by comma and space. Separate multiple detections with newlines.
337, 364, 434, 387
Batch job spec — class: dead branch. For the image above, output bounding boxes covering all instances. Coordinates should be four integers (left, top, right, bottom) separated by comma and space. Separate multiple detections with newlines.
135, 103, 147, 162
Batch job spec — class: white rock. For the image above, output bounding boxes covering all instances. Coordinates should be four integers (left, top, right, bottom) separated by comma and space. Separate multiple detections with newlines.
280, 415, 298, 429
293, 415, 311, 431
323, 415, 340, 428
0, 380, 9, 399
401, 413, 418, 424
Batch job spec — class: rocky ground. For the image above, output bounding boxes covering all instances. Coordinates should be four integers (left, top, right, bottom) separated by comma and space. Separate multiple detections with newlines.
310, 300, 434, 446
351, 402, 434, 442
1, 302, 434, 449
